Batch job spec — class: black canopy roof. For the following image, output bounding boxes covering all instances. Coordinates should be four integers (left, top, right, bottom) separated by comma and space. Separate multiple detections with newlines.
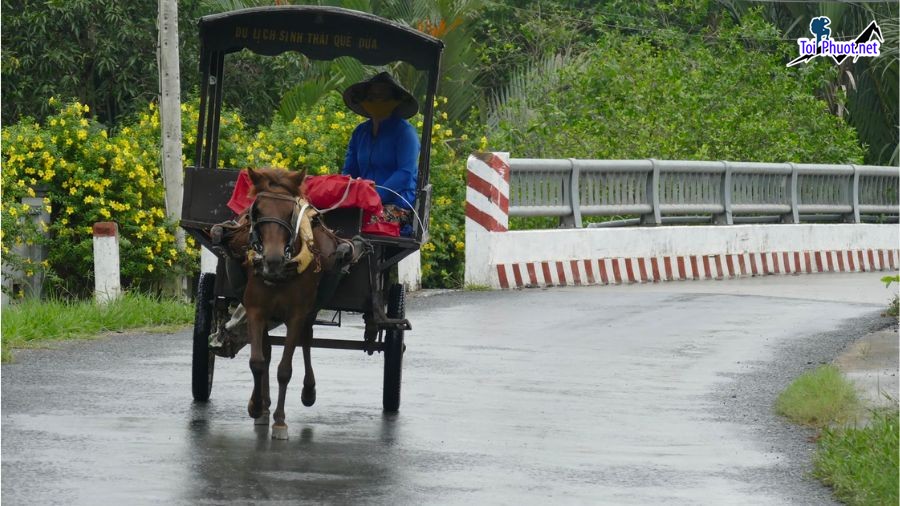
199, 6, 444, 71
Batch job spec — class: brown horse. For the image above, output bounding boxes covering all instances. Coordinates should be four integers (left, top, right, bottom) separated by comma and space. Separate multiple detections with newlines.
242, 167, 341, 440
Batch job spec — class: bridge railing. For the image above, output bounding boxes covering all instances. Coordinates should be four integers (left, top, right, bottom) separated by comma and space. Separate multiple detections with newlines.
507, 159, 899, 227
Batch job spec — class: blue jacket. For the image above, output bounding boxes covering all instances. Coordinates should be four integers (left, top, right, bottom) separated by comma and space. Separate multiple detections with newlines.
342, 116, 419, 209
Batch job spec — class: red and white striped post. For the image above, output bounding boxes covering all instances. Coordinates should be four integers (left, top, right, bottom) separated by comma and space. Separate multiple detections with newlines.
93, 222, 122, 303
465, 152, 510, 287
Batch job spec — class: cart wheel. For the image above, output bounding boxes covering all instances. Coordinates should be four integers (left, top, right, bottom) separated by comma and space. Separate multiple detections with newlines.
383, 283, 405, 412
192, 272, 216, 402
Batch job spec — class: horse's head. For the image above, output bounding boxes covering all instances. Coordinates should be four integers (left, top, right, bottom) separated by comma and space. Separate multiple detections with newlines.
246, 167, 308, 281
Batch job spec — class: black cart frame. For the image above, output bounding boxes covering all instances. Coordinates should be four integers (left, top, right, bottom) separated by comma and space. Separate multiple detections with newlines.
181, 6, 443, 409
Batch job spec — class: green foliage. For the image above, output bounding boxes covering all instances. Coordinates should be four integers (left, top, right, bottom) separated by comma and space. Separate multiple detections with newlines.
721, 1, 898, 165
813, 408, 899, 506
1, 292, 194, 362
489, 16, 865, 165
775, 365, 861, 428
1, 0, 206, 126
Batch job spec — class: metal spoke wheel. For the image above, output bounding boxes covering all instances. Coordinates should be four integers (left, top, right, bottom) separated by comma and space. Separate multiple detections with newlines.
383, 283, 405, 412
192, 272, 216, 401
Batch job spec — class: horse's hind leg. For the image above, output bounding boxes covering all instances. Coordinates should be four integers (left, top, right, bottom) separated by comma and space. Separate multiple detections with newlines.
255, 337, 272, 425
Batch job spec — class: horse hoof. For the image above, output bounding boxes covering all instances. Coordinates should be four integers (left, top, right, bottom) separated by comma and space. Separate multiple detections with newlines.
272, 424, 289, 440
248, 405, 262, 419
301, 386, 316, 407
254, 409, 270, 425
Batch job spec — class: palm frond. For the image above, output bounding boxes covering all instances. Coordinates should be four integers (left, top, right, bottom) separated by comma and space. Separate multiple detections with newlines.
277, 73, 345, 121
485, 53, 576, 132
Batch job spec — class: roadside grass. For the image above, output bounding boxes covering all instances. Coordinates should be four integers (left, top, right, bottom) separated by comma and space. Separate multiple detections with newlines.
881, 275, 898, 317
775, 365, 861, 428
813, 408, 900, 506
1, 292, 193, 362
777, 364, 899, 505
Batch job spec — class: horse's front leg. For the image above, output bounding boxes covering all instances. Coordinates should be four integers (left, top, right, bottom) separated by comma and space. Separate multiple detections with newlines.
272, 318, 300, 440
254, 336, 272, 425
246, 309, 267, 421
300, 316, 316, 407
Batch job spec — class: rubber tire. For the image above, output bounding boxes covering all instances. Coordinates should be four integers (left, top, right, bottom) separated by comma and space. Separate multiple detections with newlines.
192, 272, 216, 402
382, 283, 405, 412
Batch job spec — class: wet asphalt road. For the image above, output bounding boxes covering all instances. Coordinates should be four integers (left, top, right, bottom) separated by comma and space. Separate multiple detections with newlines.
2, 272, 894, 505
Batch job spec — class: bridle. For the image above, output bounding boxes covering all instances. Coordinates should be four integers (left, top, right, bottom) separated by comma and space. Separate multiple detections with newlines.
248, 191, 319, 274
249, 192, 301, 260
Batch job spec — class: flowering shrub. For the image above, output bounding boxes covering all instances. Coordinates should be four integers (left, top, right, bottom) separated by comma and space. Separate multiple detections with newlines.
238, 93, 357, 173
2, 94, 478, 297
1, 99, 192, 297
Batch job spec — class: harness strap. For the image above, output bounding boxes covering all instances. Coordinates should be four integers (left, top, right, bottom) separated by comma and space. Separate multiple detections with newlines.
288, 203, 320, 274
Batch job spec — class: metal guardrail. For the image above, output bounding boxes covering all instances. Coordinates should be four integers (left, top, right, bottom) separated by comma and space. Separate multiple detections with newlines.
508, 159, 899, 227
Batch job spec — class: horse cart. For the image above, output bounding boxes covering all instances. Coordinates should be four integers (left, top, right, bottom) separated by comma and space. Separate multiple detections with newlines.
180, 6, 443, 413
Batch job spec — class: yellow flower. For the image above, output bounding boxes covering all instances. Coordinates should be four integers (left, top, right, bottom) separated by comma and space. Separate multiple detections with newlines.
66, 206, 74, 214
8, 207, 17, 217
316, 115, 324, 122
83, 104, 89, 113
479, 136, 488, 150
80, 119, 89, 127
441, 112, 448, 120
50, 119, 58, 127
84, 195, 95, 204
77, 130, 88, 140
26, 187, 36, 197
48, 97, 56, 105
455, 241, 465, 251
147, 264, 154, 272
99, 208, 111, 219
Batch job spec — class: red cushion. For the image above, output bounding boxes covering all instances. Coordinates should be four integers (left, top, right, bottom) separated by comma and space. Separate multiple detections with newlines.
226, 170, 254, 214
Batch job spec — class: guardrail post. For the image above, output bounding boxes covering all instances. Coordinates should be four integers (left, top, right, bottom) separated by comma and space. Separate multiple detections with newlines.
465, 152, 511, 287
562, 158, 583, 228
785, 162, 800, 224
714, 161, 733, 225
641, 158, 661, 225
93, 222, 122, 304
848, 164, 860, 223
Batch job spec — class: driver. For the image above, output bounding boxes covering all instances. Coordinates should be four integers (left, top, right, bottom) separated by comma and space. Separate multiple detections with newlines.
341, 72, 419, 236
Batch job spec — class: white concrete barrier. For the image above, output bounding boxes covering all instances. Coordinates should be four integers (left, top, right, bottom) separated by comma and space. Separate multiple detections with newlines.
93, 222, 122, 303
398, 250, 421, 292
465, 153, 900, 289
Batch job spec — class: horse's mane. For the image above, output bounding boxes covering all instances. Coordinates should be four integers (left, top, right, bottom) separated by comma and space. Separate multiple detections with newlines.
247, 167, 306, 197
